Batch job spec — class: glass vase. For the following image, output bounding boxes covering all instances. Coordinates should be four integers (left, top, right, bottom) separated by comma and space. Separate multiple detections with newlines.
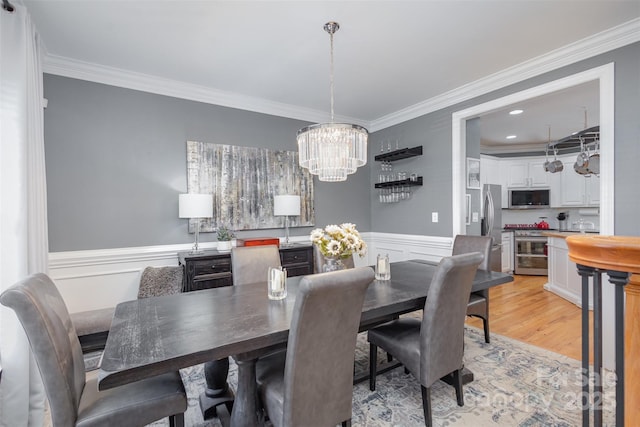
323, 257, 345, 273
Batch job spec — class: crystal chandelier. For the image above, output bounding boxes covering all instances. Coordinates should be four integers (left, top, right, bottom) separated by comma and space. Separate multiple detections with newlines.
297, 22, 368, 182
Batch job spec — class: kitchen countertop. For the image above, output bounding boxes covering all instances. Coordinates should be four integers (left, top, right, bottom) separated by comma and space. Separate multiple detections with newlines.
543, 230, 600, 238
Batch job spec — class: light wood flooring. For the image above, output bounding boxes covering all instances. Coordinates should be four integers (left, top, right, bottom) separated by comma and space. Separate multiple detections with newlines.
466, 274, 592, 361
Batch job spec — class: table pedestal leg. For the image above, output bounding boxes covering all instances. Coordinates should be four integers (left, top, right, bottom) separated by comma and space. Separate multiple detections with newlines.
199, 358, 235, 420
229, 357, 259, 427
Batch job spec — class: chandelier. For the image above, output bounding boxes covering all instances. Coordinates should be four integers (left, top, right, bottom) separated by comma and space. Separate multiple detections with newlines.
297, 22, 368, 182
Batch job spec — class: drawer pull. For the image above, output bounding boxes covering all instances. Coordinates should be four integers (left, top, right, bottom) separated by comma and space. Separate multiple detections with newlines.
211, 265, 216, 269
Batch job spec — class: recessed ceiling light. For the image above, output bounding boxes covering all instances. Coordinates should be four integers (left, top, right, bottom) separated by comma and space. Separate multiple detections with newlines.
509, 109, 524, 115
506, 135, 517, 140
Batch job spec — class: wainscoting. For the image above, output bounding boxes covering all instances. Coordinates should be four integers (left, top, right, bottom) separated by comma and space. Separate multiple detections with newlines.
49, 232, 454, 314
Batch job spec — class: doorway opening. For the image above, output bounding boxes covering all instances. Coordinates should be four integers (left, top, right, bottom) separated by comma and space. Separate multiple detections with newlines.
452, 63, 615, 367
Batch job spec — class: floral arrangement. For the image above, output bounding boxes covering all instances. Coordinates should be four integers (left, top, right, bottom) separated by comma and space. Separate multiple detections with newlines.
310, 223, 367, 259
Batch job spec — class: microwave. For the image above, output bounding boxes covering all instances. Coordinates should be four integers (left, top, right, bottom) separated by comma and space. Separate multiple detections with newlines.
508, 189, 550, 209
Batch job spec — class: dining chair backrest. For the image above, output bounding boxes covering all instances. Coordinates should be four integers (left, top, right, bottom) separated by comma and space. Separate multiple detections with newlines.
452, 235, 492, 271
137, 265, 184, 298
0, 273, 86, 426
312, 244, 355, 273
231, 245, 281, 286
283, 267, 374, 426
420, 252, 483, 387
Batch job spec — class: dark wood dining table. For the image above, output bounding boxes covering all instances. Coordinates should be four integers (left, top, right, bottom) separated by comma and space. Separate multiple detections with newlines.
98, 260, 513, 427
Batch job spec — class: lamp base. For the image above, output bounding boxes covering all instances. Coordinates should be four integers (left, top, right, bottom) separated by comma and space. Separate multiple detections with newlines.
189, 224, 204, 254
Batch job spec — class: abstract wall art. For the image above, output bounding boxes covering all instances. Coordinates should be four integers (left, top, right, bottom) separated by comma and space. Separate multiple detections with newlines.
186, 141, 315, 232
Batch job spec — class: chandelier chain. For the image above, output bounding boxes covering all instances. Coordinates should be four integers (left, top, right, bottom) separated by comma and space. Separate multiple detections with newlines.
329, 27, 335, 122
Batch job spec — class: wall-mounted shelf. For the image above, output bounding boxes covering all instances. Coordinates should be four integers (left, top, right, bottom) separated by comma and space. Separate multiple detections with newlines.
374, 145, 423, 162
375, 177, 423, 188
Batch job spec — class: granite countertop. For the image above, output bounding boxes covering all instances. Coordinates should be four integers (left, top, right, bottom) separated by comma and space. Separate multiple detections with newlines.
543, 231, 600, 238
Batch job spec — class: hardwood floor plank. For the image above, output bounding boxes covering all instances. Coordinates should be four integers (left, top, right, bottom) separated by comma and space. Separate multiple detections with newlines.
466, 274, 593, 361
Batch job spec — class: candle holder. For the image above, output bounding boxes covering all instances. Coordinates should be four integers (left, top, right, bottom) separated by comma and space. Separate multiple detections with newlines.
375, 253, 391, 281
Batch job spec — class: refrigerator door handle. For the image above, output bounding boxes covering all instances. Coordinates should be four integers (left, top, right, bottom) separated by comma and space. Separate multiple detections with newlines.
485, 190, 495, 235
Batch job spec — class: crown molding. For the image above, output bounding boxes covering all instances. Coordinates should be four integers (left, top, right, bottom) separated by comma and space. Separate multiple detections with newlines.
368, 18, 640, 132
42, 18, 639, 132
42, 55, 368, 128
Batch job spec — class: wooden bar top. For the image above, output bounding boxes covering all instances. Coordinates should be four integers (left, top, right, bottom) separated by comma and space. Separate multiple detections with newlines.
566, 235, 640, 273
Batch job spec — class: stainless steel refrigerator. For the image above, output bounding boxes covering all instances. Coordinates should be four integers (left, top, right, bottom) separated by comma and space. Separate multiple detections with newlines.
481, 184, 503, 272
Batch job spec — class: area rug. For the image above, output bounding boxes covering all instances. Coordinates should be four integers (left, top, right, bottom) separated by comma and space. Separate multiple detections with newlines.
150, 324, 616, 427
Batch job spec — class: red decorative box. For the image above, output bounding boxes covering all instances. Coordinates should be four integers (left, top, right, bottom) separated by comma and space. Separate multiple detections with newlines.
236, 237, 280, 248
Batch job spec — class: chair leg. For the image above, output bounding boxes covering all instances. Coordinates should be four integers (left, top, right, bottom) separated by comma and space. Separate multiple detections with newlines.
342, 419, 352, 427
369, 343, 378, 391
387, 352, 393, 362
169, 413, 185, 427
452, 369, 464, 407
421, 386, 432, 427
482, 317, 490, 343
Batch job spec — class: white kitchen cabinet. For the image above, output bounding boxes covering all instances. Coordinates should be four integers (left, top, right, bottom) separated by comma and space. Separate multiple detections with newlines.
544, 236, 592, 309
505, 158, 549, 188
558, 157, 600, 207
586, 175, 600, 205
501, 231, 513, 273
480, 155, 501, 186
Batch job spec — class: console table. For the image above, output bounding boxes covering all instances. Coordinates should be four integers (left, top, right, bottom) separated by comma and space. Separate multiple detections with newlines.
566, 235, 640, 427
179, 244, 314, 292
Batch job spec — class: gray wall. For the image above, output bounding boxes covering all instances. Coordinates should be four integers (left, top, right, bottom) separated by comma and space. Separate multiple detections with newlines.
43, 76, 372, 251
44, 42, 639, 252
371, 42, 640, 237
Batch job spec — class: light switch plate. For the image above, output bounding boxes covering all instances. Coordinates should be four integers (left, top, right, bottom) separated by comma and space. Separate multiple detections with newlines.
472, 212, 479, 222
432, 212, 438, 223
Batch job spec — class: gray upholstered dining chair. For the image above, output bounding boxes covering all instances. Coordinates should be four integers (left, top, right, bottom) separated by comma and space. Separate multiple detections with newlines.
453, 235, 493, 343
312, 244, 355, 273
0, 273, 187, 427
255, 267, 375, 427
368, 252, 483, 427
231, 245, 282, 286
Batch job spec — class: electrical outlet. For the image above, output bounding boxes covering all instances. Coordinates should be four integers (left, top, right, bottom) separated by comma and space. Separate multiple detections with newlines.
472, 212, 479, 222
432, 212, 438, 223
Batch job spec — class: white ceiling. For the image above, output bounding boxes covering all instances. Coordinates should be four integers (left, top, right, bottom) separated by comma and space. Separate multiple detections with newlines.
478, 80, 600, 151
21, 0, 640, 145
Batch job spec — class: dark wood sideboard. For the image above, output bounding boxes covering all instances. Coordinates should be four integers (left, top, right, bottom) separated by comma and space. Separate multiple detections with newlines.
178, 244, 314, 292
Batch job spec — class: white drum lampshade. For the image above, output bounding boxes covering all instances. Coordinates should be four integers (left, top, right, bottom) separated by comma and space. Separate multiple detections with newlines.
179, 193, 213, 254
274, 195, 300, 246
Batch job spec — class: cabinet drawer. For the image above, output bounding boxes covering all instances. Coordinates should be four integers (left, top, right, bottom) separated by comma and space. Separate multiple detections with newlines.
280, 249, 311, 265
192, 258, 231, 277
187, 275, 233, 292
286, 265, 313, 277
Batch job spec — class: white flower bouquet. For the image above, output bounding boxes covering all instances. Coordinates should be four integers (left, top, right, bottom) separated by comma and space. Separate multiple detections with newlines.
310, 223, 367, 259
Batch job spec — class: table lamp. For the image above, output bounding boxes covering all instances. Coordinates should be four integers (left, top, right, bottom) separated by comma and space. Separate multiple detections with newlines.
179, 193, 213, 254
274, 195, 300, 247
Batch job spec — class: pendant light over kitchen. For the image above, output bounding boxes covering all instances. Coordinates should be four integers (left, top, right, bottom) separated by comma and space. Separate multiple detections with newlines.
297, 22, 368, 182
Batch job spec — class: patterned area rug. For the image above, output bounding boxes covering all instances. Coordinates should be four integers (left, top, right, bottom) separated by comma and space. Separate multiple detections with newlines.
151, 324, 615, 426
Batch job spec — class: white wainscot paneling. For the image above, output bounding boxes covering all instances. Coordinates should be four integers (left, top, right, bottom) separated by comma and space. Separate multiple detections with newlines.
365, 233, 453, 265
48, 242, 215, 314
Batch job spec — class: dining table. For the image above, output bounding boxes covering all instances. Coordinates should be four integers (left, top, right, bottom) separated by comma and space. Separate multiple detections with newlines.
98, 259, 513, 427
